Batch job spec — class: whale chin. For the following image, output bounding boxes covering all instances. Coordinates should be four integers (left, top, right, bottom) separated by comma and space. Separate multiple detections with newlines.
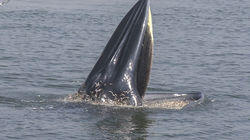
77, 0, 204, 107
78, 0, 153, 106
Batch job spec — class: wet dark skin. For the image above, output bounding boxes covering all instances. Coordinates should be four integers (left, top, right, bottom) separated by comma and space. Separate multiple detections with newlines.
78, 0, 203, 106
78, 0, 153, 106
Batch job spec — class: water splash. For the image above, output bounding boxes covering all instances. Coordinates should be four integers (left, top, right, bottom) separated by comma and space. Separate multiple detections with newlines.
63, 92, 204, 110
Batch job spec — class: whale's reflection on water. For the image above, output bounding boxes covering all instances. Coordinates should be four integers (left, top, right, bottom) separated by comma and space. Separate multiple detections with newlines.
94, 110, 153, 139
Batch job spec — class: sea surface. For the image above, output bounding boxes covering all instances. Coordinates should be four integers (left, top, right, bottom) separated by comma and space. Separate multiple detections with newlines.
1, 0, 250, 139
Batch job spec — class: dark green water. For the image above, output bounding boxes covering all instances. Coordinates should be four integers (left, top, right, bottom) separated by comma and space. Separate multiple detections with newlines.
1, 0, 250, 139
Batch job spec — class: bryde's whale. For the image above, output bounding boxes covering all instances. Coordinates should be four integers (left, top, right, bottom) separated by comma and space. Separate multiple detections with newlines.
77, 0, 204, 107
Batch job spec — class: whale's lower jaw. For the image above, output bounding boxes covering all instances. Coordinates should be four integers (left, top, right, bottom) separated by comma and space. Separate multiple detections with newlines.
78, 0, 153, 106
77, 0, 204, 107
68, 91, 204, 109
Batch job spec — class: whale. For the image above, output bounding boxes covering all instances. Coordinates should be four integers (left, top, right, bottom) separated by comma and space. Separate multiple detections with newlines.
77, 0, 204, 107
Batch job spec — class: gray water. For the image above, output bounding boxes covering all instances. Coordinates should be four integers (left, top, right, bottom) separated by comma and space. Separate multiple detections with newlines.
1, 0, 250, 139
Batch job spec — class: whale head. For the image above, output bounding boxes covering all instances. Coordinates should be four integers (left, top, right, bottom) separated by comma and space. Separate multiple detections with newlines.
78, 0, 153, 106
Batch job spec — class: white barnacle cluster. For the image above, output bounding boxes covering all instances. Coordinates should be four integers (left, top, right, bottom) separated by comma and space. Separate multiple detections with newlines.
122, 73, 132, 90
100, 93, 112, 103
98, 90, 114, 104
93, 81, 103, 97
128, 62, 133, 70
116, 90, 133, 105
98, 89, 133, 106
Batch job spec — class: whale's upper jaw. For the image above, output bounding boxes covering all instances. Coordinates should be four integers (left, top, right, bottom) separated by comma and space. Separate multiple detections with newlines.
78, 0, 153, 106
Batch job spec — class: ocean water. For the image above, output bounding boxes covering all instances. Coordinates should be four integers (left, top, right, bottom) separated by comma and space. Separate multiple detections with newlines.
1, 0, 250, 139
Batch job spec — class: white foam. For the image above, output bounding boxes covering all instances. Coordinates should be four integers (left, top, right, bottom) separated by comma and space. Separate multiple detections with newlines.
62, 93, 193, 110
